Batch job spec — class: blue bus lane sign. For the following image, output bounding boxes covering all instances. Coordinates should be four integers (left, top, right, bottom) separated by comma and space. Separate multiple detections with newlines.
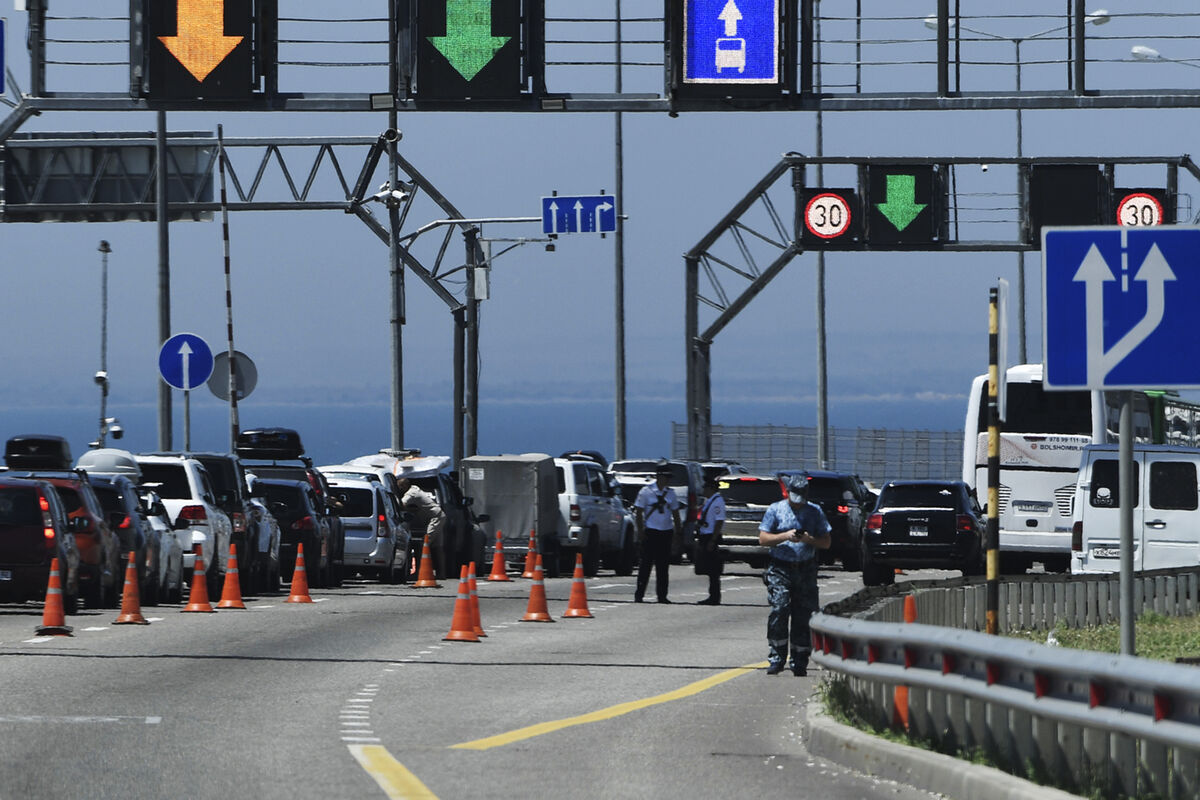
684, 0, 779, 84
1043, 226, 1200, 390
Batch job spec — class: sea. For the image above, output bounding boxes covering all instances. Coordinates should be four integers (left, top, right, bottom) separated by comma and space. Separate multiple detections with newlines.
0, 394, 964, 468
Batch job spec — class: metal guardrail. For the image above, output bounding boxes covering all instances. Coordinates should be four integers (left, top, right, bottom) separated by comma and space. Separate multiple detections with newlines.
812, 568, 1200, 798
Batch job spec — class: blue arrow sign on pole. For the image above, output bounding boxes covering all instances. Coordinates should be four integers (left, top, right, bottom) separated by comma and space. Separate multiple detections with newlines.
1043, 226, 1200, 390
683, 0, 779, 84
159, 332, 214, 391
542, 195, 617, 234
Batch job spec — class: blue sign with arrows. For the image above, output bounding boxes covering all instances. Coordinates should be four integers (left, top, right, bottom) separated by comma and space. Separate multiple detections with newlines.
542, 195, 617, 234
159, 332, 214, 391
683, 0, 779, 84
1043, 226, 1200, 390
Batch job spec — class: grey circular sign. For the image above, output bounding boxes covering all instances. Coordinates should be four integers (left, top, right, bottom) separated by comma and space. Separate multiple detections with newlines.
208, 350, 258, 401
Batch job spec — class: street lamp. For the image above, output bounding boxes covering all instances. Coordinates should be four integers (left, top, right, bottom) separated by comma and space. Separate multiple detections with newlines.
1131, 45, 1200, 69
91, 240, 122, 448
924, 10, 1110, 364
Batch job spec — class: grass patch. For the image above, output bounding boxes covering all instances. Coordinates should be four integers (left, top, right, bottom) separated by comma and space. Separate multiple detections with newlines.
1007, 611, 1200, 662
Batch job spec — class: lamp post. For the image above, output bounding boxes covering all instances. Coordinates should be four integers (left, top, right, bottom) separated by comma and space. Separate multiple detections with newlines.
925, 10, 1110, 364
95, 240, 112, 447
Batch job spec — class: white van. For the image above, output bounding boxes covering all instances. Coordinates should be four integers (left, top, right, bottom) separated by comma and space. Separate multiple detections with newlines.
1071, 444, 1200, 574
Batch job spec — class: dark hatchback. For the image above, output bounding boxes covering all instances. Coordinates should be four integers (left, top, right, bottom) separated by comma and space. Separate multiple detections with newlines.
861, 479, 985, 586
0, 477, 81, 613
777, 469, 875, 570
256, 478, 331, 588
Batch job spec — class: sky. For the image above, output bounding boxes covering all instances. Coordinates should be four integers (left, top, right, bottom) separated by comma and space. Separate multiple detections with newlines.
2, 2, 1200, 464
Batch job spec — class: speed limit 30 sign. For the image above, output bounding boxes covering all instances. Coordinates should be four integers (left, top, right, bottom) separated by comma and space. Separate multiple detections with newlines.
1116, 192, 1165, 227
805, 192, 852, 239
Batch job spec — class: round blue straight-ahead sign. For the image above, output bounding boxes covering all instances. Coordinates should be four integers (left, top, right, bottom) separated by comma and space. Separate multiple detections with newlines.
159, 332, 214, 391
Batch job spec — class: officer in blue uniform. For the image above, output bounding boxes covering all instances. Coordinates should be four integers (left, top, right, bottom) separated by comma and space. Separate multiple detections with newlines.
758, 473, 831, 676
633, 460, 682, 604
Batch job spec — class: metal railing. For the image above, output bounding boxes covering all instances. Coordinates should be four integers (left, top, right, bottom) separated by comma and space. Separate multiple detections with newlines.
812, 568, 1200, 798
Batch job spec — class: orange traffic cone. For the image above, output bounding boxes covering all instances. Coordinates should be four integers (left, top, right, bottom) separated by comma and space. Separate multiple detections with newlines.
217, 543, 246, 609
444, 565, 480, 642
183, 544, 215, 613
114, 551, 149, 625
562, 552, 593, 619
286, 542, 313, 603
487, 530, 510, 582
520, 554, 555, 623
413, 533, 441, 588
36, 557, 73, 636
467, 561, 486, 637
521, 530, 538, 579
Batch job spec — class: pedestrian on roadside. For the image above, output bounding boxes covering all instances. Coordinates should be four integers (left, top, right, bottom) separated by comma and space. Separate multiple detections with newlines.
396, 476, 448, 580
695, 476, 726, 605
633, 459, 682, 604
758, 473, 831, 676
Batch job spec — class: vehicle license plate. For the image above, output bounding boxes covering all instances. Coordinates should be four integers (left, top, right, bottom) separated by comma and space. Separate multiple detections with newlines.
1091, 547, 1121, 559
0, 570, 11, 581
908, 524, 928, 537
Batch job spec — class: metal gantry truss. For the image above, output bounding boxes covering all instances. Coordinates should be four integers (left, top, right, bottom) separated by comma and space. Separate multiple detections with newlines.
684, 152, 1200, 461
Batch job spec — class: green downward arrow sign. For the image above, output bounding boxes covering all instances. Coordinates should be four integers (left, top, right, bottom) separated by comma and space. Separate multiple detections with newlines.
429, 0, 511, 81
875, 174, 927, 231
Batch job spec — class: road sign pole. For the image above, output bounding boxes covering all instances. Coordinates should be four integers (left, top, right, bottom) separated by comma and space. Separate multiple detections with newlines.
156, 111, 173, 451
184, 388, 191, 451
1118, 392, 1135, 655
986, 287, 1001, 635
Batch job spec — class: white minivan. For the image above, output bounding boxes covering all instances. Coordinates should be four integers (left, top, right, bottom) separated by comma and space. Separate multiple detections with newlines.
1071, 444, 1200, 574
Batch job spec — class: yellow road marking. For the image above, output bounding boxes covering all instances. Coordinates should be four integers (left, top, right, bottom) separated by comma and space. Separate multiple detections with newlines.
451, 661, 768, 751
348, 744, 439, 799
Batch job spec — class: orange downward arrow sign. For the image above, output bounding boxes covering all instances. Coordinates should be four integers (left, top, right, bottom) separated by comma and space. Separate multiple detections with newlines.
158, 0, 244, 82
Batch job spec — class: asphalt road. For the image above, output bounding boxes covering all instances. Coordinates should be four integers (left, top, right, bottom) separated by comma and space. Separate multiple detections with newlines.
0, 563, 941, 800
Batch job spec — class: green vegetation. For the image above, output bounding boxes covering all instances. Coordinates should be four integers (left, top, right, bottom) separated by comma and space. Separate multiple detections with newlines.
1007, 611, 1200, 662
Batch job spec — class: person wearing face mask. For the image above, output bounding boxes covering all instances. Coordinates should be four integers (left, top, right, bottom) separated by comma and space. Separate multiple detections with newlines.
758, 473, 831, 676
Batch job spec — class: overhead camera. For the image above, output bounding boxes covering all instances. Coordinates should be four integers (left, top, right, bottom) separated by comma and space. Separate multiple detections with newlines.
980, 164, 989, 172
94, 370, 108, 385
104, 417, 123, 440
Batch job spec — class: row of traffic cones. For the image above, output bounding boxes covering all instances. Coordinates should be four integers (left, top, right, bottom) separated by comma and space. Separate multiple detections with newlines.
35, 540, 318, 635
443, 552, 593, 642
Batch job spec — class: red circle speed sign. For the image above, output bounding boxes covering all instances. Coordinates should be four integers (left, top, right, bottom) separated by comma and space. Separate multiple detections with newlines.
1117, 192, 1164, 227
805, 192, 852, 239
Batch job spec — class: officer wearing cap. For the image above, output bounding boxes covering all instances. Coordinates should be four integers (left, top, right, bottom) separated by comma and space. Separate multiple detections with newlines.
758, 473, 831, 676
633, 459, 682, 603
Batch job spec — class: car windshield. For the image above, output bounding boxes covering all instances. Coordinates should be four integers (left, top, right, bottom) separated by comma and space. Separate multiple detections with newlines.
54, 485, 82, 513
332, 487, 374, 517
806, 477, 852, 504
194, 457, 241, 506
879, 485, 958, 510
260, 483, 304, 509
0, 488, 41, 526
611, 460, 660, 474
92, 486, 123, 515
719, 478, 781, 506
139, 464, 191, 499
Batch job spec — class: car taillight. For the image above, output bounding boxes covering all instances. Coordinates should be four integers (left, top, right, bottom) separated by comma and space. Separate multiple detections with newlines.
570, 503, 581, 522
38, 495, 55, 543
232, 512, 247, 534
1072, 521, 1083, 552
178, 505, 207, 524
118, 515, 132, 529
866, 513, 882, 533
956, 514, 975, 534
836, 504, 850, 515
292, 515, 315, 531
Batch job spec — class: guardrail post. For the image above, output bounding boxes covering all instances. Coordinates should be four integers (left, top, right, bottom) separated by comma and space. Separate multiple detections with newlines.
1113, 732, 1138, 797
1083, 726, 1113, 793
1034, 716, 1066, 789
1010, 707, 1037, 777
966, 694, 990, 754
1086, 581, 1098, 627
1056, 721, 1084, 795
1175, 747, 1200, 799
1142, 740, 1170, 798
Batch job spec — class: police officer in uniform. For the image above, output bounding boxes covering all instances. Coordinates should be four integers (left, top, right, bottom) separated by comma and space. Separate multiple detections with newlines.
758, 473, 831, 675
695, 476, 726, 605
633, 460, 682, 604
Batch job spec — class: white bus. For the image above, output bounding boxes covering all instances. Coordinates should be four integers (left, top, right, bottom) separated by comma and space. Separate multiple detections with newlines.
961, 364, 1200, 573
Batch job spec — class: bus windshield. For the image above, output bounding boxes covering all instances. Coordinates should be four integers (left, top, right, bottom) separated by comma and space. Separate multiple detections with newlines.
975, 382, 1091, 435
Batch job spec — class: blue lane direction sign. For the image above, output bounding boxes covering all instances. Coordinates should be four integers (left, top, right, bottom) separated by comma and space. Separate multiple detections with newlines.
1044, 226, 1200, 390
684, 0, 778, 84
542, 195, 617, 235
159, 333, 214, 391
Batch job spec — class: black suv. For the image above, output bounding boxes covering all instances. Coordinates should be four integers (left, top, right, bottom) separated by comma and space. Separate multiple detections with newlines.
236, 428, 345, 587
861, 479, 985, 586
777, 469, 875, 570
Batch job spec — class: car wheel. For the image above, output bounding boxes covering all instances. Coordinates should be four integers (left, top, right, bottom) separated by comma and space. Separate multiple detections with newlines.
143, 563, 160, 607
841, 537, 862, 571
615, 529, 636, 576
63, 583, 80, 616
380, 550, 397, 585
583, 529, 601, 577
83, 566, 103, 609
396, 547, 410, 585
861, 544, 888, 587
542, 539, 562, 579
